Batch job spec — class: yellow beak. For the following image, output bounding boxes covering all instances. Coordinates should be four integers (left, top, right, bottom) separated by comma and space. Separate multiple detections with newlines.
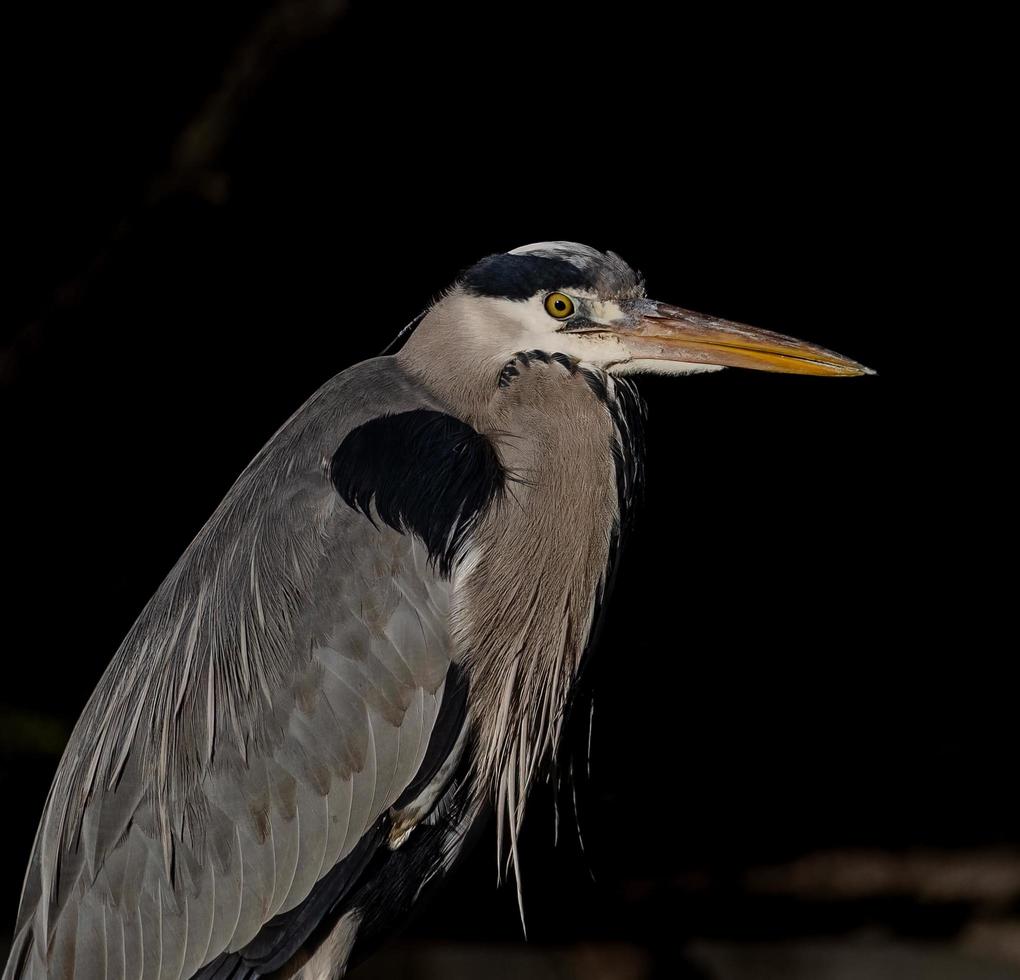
601, 301, 874, 377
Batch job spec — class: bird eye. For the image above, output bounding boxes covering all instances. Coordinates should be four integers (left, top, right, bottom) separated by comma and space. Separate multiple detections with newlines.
544, 292, 575, 319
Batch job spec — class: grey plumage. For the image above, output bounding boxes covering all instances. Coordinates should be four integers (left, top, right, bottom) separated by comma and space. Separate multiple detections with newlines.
9, 361, 459, 980
3, 242, 870, 980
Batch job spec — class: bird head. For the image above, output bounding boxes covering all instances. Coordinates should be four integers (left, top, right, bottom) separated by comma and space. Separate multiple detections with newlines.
399, 241, 872, 383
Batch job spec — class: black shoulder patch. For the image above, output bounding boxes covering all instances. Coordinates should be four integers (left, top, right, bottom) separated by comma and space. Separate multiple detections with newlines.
331, 410, 503, 576
462, 253, 596, 301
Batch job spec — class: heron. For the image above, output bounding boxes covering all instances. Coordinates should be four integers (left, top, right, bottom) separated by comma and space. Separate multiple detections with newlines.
3, 242, 871, 980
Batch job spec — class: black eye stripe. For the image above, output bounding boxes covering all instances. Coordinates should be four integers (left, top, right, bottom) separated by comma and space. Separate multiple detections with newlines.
462, 254, 595, 300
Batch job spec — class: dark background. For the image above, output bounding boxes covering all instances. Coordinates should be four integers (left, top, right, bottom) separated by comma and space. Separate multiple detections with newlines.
2, 2, 1008, 977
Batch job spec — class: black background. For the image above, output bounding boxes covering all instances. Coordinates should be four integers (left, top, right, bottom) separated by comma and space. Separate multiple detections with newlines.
2, 0, 1000, 974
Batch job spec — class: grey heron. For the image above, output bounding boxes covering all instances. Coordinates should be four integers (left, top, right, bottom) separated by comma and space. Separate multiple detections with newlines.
3, 241, 871, 980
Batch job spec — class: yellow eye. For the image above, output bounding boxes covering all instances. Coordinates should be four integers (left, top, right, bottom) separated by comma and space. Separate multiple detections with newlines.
544, 292, 575, 319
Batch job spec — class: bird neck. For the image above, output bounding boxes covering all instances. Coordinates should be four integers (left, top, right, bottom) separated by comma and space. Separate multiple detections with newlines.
397, 293, 647, 884
447, 362, 640, 891
395, 297, 524, 429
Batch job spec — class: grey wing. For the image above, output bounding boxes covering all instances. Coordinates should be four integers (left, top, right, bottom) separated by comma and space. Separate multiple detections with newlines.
2, 362, 467, 980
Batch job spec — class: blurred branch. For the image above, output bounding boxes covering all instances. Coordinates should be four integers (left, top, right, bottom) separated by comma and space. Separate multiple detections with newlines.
745, 848, 1020, 909
0, 0, 348, 391
161, 0, 347, 202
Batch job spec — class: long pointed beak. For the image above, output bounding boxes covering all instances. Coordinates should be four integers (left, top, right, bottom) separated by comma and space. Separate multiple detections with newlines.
601, 300, 874, 377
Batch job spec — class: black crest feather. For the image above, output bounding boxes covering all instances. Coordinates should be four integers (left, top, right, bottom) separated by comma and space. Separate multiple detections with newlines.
461, 245, 643, 301
331, 410, 504, 576
462, 254, 596, 300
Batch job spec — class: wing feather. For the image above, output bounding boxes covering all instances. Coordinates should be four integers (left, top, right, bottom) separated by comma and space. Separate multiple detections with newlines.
3, 361, 476, 980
